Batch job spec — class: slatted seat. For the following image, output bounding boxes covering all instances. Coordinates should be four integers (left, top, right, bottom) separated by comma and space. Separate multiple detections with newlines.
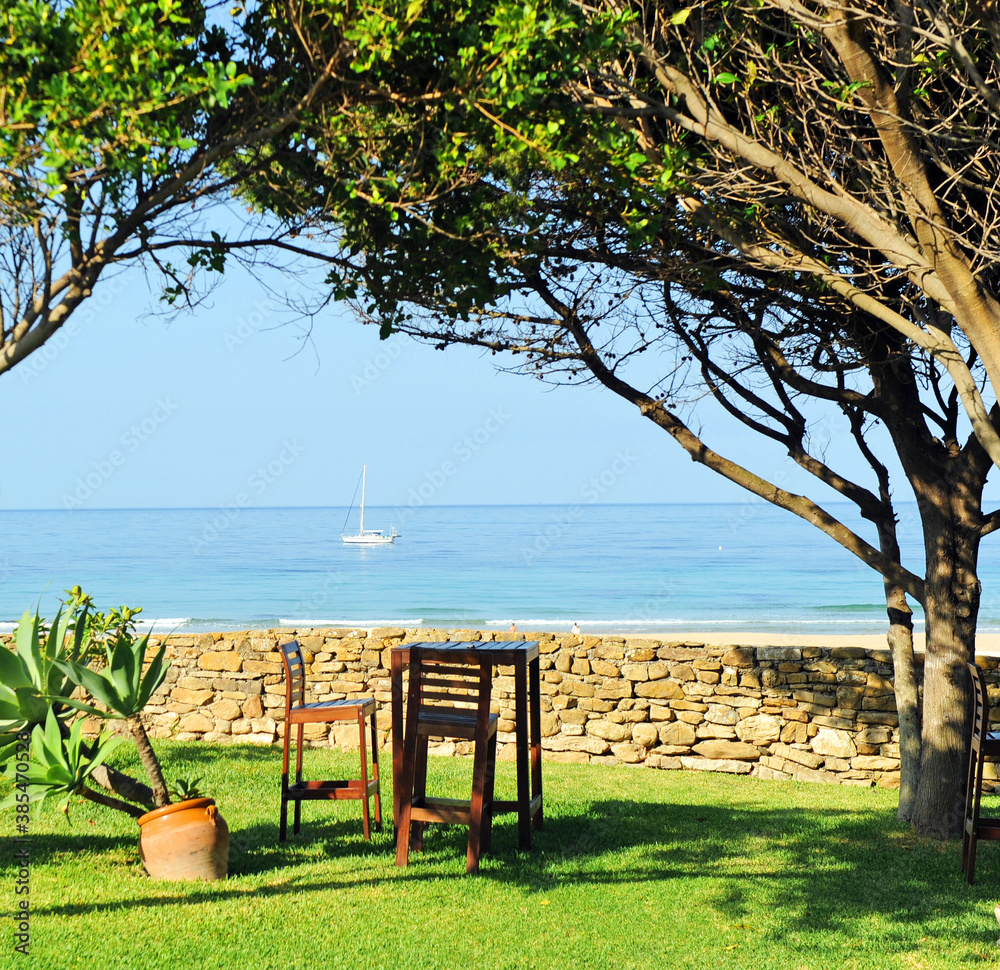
279, 640, 381, 842
962, 662, 1000, 883
394, 649, 498, 873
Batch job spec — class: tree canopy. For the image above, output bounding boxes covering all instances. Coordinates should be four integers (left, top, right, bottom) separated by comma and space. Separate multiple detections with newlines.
7, 0, 1000, 837
238, 0, 1000, 837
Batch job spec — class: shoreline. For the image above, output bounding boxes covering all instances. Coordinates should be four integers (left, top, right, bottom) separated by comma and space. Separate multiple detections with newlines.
662, 630, 1000, 655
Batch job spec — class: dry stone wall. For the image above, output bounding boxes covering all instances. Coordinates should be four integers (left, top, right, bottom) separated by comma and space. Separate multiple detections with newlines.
5, 626, 950, 788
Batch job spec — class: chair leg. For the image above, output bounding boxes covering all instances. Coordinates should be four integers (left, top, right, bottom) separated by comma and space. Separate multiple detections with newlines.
293, 722, 304, 836
963, 741, 978, 875
370, 706, 383, 831
467, 734, 492, 873
279, 719, 292, 843
482, 730, 498, 856
969, 747, 989, 884
396, 675, 422, 867
357, 706, 372, 841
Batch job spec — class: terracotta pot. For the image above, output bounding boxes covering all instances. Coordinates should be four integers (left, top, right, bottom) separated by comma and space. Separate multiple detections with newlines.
137, 797, 229, 881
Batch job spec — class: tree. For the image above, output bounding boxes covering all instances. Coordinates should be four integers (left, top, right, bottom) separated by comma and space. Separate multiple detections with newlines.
0, 0, 460, 376
243, 0, 1000, 837
8, 0, 1000, 837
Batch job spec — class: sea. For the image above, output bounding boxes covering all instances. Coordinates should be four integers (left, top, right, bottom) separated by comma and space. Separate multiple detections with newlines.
4, 502, 1000, 637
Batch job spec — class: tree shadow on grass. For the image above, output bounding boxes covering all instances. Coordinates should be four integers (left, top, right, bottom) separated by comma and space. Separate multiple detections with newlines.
24, 791, 977, 951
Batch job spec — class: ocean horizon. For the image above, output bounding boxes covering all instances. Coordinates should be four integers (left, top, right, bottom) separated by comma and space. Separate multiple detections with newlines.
4, 502, 1000, 637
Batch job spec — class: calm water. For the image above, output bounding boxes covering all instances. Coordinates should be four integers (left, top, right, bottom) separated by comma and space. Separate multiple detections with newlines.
4, 503, 1000, 636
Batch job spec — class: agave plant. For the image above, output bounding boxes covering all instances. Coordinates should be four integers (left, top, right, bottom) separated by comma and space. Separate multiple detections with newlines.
0, 591, 175, 818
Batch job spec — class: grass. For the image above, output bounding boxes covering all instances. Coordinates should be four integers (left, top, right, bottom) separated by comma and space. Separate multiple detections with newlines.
3, 741, 1000, 970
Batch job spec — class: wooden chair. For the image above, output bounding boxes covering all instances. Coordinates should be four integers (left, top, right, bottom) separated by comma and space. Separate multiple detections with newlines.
394, 648, 498, 873
279, 640, 381, 841
962, 662, 1000, 883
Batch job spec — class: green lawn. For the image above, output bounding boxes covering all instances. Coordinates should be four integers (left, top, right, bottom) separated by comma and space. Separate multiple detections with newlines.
2, 741, 999, 970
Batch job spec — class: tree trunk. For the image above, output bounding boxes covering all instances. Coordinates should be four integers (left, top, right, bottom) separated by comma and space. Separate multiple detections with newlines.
909, 506, 982, 837
884, 586, 920, 823
89, 763, 155, 809
129, 715, 171, 809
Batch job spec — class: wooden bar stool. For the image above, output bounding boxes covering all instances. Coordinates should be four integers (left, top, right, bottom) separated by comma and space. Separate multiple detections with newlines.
394, 648, 498, 873
279, 640, 382, 842
962, 662, 1000, 883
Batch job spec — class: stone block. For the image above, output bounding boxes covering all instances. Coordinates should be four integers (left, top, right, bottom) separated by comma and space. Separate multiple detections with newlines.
781, 763, 840, 784
544, 750, 591, 764
592, 642, 625, 660
679, 756, 754, 774
851, 755, 901, 771
758, 647, 802, 661
705, 704, 739, 726
611, 743, 645, 763
595, 681, 632, 700
645, 753, 683, 770
243, 732, 277, 744
857, 726, 892, 745
780, 721, 808, 744
588, 719, 632, 742
210, 698, 241, 721
198, 652, 243, 672
635, 680, 684, 700
692, 740, 760, 761
753, 764, 791, 780
542, 735, 610, 755
631, 723, 659, 748
675, 710, 703, 725
811, 728, 858, 759
590, 659, 621, 677
772, 743, 825, 769
578, 698, 615, 713
722, 647, 755, 668
659, 721, 697, 746
876, 772, 902, 789
177, 712, 214, 733
242, 659, 283, 675
170, 687, 214, 706
735, 713, 782, 744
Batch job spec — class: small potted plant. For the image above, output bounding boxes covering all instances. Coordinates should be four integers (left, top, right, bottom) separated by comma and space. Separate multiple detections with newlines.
0, 589, 228, 881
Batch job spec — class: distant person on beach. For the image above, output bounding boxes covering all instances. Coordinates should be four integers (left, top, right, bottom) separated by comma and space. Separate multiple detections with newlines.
509, 621, 517, 633
572, 622, 581, 635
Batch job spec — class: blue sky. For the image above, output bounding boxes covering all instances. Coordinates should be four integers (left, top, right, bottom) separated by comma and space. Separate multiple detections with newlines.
0, 257, 943, 512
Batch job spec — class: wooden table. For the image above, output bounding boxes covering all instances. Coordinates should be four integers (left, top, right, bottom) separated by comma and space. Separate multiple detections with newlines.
390, 640, 543, 849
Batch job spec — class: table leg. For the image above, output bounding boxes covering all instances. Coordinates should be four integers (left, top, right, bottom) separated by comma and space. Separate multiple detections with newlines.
391, 650, 404, 830
529, 655, 543, 831
514, 653, 531, 849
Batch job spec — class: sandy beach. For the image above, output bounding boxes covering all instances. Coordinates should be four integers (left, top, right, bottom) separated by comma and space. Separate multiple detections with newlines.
662, 630, 1000, 654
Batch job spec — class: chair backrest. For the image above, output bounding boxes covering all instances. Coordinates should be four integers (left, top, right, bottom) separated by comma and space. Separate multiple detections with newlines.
416, 660, 490, 713
281, 640, 306, 712
969, 662, 990, 742
406, 655, 493, 741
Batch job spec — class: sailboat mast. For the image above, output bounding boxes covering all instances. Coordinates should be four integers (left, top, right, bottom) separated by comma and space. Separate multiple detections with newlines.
359, 464, 366, 533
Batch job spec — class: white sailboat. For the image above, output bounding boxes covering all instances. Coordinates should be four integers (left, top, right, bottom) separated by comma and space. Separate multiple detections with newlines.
341, 465, 399, 544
